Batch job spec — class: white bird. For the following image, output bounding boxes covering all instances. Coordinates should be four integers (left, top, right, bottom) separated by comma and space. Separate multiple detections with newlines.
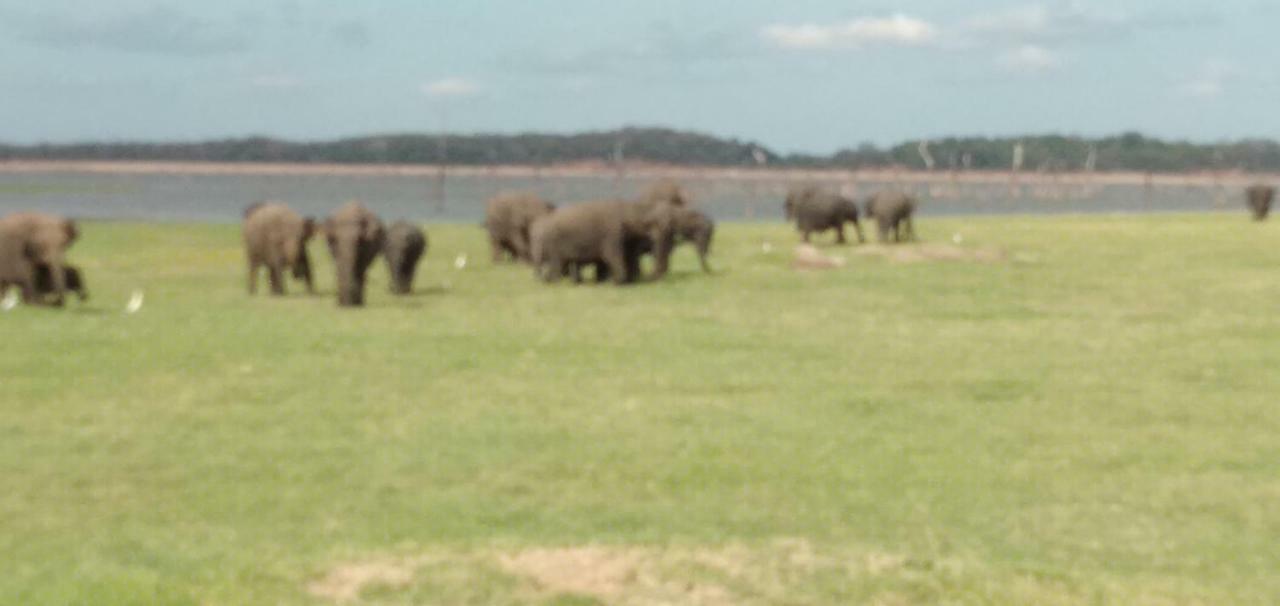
454, 253, 467, 269
952, 233, 964, 244
125, 289, 144, 314
0, 289, 17, 311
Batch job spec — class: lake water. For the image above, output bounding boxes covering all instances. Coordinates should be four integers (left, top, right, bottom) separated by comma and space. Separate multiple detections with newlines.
0, 170, 1242, 223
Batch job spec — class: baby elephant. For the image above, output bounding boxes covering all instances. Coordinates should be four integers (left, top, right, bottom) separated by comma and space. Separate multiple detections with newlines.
34, 263, 88, 302
383, 221, 427, 294
242, 201, 316, 296
785, 187, 865, 244
1245, 184, 1274, 221
324, 201, 385, 307
865, 191, 917, 243
674, 207, 715, 273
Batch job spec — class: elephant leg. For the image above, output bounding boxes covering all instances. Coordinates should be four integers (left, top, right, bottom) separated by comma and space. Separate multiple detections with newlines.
604, 246, 628, 286
300, 255, 315, 294
877, 218, 891, 243
543, 254, 562, 283
489, 236, 504, 262
247, 257, 261, 295
835, 224, 846, 244
595, 262, 612, 283
267, 265, 285, 295
802, 230, 811, 243
624, 249, 642, 283
510, 234, 530, 263
904, 217, 917, 241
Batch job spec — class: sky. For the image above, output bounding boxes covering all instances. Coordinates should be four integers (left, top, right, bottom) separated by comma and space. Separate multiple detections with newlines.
0, 0, 1276, 154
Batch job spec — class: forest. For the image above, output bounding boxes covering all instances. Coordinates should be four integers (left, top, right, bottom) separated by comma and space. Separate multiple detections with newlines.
3, 128, 1278, 173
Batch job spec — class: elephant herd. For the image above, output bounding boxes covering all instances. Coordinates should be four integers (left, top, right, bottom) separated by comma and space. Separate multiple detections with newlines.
784, 186, 918, 245
0, 182, 1274, 309
492, 182, 715, 284
242, 200, 425, 306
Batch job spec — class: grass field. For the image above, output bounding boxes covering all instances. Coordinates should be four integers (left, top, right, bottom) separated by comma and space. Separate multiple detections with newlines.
2, 214, 1278, 605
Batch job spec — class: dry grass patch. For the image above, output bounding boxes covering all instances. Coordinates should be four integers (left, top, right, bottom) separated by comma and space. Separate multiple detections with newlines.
306, 557, 422, 603
854, 243, 1009, 264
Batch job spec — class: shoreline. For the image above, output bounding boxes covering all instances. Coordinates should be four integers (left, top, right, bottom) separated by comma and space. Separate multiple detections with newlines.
0, 160, 1273, 188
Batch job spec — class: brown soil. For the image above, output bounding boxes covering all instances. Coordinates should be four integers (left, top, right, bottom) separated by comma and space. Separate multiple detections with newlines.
306, 559, 417, 603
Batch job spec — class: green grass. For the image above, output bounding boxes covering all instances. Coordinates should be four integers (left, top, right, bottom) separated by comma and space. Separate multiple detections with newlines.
2, 214, 1278, 604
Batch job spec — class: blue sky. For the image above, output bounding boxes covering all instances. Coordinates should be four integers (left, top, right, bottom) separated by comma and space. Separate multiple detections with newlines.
1, 0, 1276, 153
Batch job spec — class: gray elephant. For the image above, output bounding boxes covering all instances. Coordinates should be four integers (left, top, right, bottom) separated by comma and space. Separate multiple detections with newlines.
673, 207, 714, 273
530, 185, 685, 285
0, 211, 78, 306
484, 192, 555, 263
865, 191, 917, 243
243, 202, 316, 296
323, 201, 385, 307
784, 186, 865, 244
1245, 184, 1274, 221
384, 221, 427, 294
577, 204, 713, 282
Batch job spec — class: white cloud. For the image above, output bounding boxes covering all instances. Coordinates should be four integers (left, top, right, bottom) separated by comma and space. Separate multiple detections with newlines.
997, 45, 1062, 74
1176, 61, 1241, 99
421, 78, 480, 97
963, 3, 1129, 43
762, 14, 938, 49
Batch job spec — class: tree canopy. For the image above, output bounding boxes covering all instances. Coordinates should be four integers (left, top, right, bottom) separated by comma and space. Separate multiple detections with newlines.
3, 128, 1278, 173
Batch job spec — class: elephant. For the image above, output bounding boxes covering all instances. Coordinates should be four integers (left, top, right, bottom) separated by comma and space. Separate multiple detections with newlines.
530, 188, 684, 285
0, 211, 78, 306
33, 264, 87, 302
673, 207, 714, 273
1245, 184, 1274, 221
383, 220, 427, 294
865, 191, 918, 243
242, 201, 316, 296
323, 201, 385, 307
484, 192, 555, 263
572, 204, 712, 283
784, 186, 865, 244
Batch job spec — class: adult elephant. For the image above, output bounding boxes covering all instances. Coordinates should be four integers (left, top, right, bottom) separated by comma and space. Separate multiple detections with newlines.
1245, 184, 1274, 221
530, 185, 685, 285
323, 201, 385, 307
865, 191, 918, 243
383, 220, 427, 294
0, 212, 78, 306
484, 192, 555, 263
242, 201, 316, 296
784, 186, 864, 244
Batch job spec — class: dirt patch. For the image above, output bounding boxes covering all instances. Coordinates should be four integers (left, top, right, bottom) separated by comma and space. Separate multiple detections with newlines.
498, 547, 642, 599
306, 559, 417, 603
854, 243, 1008, 264
791, 244, 847, 270
497, 546, 733, 605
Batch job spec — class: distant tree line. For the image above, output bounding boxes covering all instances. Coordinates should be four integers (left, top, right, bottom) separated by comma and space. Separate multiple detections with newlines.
2, 127, 1278, 173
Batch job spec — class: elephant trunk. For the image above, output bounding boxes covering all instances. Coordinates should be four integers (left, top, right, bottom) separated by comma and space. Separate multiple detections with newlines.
335, 242, 364, 307
695, 227, 713, 272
